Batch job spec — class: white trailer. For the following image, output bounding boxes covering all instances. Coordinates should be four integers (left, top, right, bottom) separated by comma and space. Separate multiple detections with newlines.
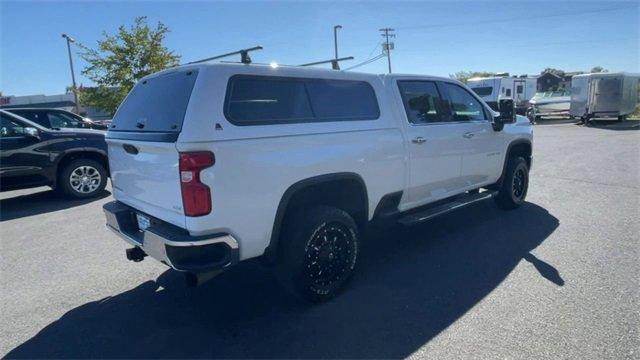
570, 72, 640, 121
467, 76, 537, 114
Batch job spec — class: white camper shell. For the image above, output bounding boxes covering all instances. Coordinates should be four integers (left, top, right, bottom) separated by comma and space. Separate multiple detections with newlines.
467, 76, 537, 114
570, 72, 640, 121
101, 59, 533, 301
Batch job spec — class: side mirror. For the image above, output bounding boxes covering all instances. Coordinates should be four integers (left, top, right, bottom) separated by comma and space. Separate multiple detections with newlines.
493, 99, 515, 131
24, 127, 40, 139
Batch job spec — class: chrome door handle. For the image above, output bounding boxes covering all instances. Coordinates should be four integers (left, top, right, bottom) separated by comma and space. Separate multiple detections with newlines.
412, 137, 426, 144
463, 132, 475, 139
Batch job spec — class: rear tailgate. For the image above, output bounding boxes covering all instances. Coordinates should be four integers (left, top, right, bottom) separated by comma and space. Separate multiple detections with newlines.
108, 139, 185, 227
106, 68, 200, 228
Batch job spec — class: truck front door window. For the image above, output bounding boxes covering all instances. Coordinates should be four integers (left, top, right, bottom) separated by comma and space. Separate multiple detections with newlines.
397, 81, 449, 124
439, 82, 487, 122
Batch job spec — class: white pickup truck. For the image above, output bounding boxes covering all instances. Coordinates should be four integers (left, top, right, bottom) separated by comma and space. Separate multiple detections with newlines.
103, 62, 533, 302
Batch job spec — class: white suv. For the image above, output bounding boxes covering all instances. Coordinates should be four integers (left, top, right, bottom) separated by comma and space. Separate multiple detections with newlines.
103, 62, 532, 302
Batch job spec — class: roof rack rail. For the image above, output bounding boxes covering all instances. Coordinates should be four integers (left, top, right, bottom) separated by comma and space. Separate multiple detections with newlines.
188, 46, 263, 65
299, 56, 354, 70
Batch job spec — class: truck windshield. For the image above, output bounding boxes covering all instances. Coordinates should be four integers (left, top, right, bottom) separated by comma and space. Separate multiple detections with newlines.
111, 69, 198, 133
471, 87, 493, 96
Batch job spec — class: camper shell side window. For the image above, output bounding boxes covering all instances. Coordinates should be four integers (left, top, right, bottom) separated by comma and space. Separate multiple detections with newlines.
224, 75, 380, 126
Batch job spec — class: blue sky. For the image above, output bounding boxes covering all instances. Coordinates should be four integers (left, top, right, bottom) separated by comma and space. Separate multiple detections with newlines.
1, 0, 638, 96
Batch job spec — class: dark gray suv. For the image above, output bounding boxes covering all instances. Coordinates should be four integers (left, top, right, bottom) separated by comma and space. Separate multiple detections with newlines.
0, 110, 109, 198
6, 108, 108, 130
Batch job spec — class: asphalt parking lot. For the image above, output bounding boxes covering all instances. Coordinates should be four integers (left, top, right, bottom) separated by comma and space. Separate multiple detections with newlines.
1, 120, 638, 359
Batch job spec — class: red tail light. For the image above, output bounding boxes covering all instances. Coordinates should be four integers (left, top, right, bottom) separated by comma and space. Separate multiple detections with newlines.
179, 151, 214, 216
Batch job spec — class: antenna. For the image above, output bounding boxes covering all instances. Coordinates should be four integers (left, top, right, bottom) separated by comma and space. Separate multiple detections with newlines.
188, 46, 263, 65
299, 56, 354, 70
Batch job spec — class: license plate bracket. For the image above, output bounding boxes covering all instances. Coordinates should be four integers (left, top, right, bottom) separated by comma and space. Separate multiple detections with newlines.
136, 213, 151, 231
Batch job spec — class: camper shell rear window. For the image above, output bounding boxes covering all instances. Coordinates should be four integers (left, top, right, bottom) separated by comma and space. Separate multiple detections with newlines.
110, 69, 198, 134
224, 75, 380, 125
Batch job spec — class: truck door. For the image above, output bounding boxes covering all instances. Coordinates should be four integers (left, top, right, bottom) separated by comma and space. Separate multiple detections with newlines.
437, 82, 504, 188
395, 80, 469, 207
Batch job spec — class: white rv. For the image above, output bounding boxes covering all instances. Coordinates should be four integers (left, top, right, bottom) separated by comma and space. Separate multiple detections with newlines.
570, 72, 640, 121
467, 76, 537, 114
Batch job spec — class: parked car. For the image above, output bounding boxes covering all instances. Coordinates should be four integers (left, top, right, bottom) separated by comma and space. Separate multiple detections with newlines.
0, 109, 109, 198
6, 108, 109, 130
570, 72, 640, 123
102, 63, 532, 302
93, 118, 112, 127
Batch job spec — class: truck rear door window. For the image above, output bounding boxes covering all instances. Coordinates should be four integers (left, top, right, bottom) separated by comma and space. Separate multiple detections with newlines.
111, 70, 198, 133
224, 75, 380, 125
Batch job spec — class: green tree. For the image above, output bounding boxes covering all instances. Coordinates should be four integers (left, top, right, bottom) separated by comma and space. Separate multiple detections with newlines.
78, 16, 180, 115
590, 66, 608, 73
541, 68, 565, 76
450, 71, 497, 83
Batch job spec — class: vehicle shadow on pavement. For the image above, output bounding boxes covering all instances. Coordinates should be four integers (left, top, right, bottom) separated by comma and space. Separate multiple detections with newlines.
6, 201, 560, 359
534, 118, 578, 126
0, 189, 110, 222
584, 120, 640, 131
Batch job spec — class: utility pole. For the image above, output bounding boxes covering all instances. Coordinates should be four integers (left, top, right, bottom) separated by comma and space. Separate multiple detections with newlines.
62, 33, 80, 114
379, 28, 395, 74
333, 25, 342, 60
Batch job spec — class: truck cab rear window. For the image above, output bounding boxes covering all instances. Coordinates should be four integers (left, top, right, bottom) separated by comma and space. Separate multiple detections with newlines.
224, 76, 380, 125
111, 70, 198, 133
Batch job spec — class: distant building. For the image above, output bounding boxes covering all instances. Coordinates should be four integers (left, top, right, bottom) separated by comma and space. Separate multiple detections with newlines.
537, 71, 584, 92
0, 92, 111, 120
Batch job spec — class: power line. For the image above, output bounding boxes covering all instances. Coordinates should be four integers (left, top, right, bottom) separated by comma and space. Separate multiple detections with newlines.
396, 5, 636, 30
344, 54, 385, 71
401, 36, 638, 55
366, 39, 383, 59
344, 53, 386, 71
498, 36, 638, 50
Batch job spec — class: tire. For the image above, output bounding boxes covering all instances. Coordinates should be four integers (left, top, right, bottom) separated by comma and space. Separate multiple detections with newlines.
494, 156, 529, 210
58, 158, 107, 199
276, 205, 360, 302
583, 114, 593, 126
526, 109, 535, 124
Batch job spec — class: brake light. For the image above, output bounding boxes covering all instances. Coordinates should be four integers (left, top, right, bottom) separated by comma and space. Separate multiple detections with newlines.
179, 151, 214, 216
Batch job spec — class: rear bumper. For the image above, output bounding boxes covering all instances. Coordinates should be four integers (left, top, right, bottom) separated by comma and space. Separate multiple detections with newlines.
103, 201, 239, 272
